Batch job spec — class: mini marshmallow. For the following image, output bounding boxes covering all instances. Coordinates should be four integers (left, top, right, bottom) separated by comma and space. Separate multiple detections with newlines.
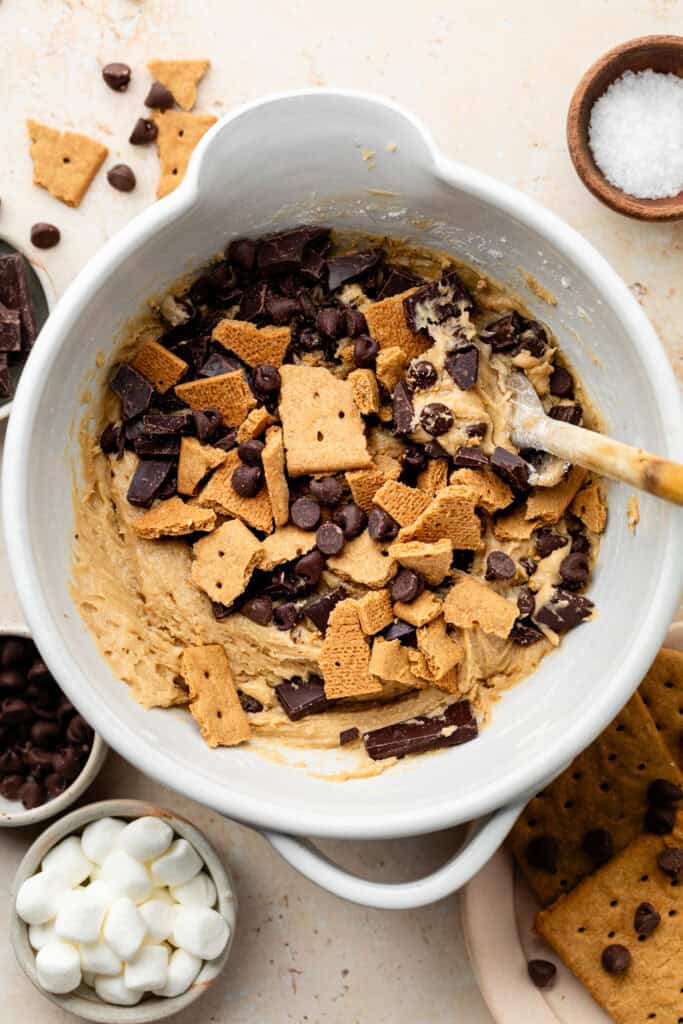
54, 880, 112, 943
16, 871, 70, 925
153, 948, 202, 998
94, 973, 142, 1006
100, 849, 152, 903
79, 939, 122, 977
139, 897, 176, 943
151, 839, 202, 888
173, 905, 229, 960
81, 817, 126, 865
28, 919, 57, 950
171, 872, 217, 908
42, 836, 92, 888
35, 940, 82, 994
103, 896, 147, 960
118, 817, 173, 863
124, 944, 169, 992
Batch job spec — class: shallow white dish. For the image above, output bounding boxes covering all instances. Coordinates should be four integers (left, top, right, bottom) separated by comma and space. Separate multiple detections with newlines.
4, 90, 683, 909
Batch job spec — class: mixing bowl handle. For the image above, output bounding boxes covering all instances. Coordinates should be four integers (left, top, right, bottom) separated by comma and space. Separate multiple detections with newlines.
262, 799, 525, 910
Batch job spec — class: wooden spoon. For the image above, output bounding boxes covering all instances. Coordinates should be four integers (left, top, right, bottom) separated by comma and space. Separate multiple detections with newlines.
509, 372, 683, 505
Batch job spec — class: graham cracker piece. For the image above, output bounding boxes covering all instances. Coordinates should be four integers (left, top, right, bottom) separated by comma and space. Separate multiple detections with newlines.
147, 59, 210, 111
571, 479, 608, 534
443, 571, 517, 639
177, 437, 229, 496
131, 339, 188, 393
260, 524, 316, 571
279, 365, 372, 475
508, 692, 683, 907
180, 645, 251, 748
389, 538, 452, 585
536, 816, 683, 1024
525, 466, 587, 524
319, 599, 380, 699
375, 346, 407, 392
355, 589, 393, 635
398, 487, 482, 549
493, 504, 536, 541
408, 648, 459, 694
394, 590, 443, 627
198, 449, 273, 533
449, 467, 514, 513
639, 648, 683, 770
213, 319, 291, 368
348, 368, 380, 415
417, 459, 449, 495
373, 479, 431, 526
368, 637, 427, 688
326, 530, 397, 589
152, 109, 217, 198
133, 496, 216, 538
363, 290, 429, 361
190, 518, 262, 606
175, 370, 256, 426
237, 407, 277, 443
346, 460, 401, 512
27, 119, 108, 207
261, 426, 289, 527
414, 616, 463, 682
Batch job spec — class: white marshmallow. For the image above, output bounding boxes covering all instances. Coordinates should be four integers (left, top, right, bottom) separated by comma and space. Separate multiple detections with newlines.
94, 973, 142, 1006
173, 906, 230, 960
79, 939, 121, 977
103, 896, 147, 960
54, 880, 112, 943
139, 897, 176, 943
150, 839, 202, 888
42, 837, 92, 888
153, 948, 202, 998
118, 817, 173, 863
28, 919, 57, 950
100, 849, 152, 903
171, 872, 217, 908
81, 817, 126, 865
35, 940, 82, 995
16, 871, 70, 925
124, 945, 169, 992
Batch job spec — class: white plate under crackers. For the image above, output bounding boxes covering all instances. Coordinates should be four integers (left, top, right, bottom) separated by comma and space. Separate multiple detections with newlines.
460, 621, 683, 1023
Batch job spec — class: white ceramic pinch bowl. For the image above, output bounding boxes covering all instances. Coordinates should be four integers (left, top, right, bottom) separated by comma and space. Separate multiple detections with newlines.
10, 798, 236, 1023
4, 90, 683, 909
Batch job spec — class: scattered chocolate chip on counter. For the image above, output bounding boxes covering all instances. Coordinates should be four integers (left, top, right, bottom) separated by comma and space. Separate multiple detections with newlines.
107, 164, 136, 192
129, 117, 158, 145
30, 222, 60, 249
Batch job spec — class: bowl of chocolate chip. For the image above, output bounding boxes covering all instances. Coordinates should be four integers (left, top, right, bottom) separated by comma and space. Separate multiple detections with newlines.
0, 628, 107, 827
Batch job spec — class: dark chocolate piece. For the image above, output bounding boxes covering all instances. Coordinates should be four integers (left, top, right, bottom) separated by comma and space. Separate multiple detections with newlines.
30, 223, 60, 249
581, 827, 614, 865
645, 804, 676, 835
199, 352, 242, 379
143, 411, 194, 435
420, 402, 453, 437
275, 675, 329, 721
0, 303, 21, 351
392, 381, 414, 435
525, 835, 558, 873
102, 62, 131, 91
129, 118, 158, 145
485, 551, 515, 581
126, 458, 174, 507
303, 586, 347, 633
368, 508, 399, 542
383, 620, 417, 646
145, 81, 175, 110
0, 253, 37, 348
549, 403, 582, 425
376, 266, 423, 300
232, 465, 263, 498
0, 354, 12, 400
237, 439, 265, 466
253, 363, 281, 396
490, 447, 531, 491
634, 902, 660, 937
134, 435, 181, 458
549, 366, 574, 399
257, 227, 330, 276
445, 345, 479, 390
353, 335, 379, 369
273, 602, 300, 631
406, 360, 438, 391
239, 691, 264, 713
309, 477, 343, 507
110, 364, 153, 420
534, 589, 593, 633
316, 306, 346, 340
107, 164, 136, 192
340, 726, 360, 745
656, 847, 683, 876
480, 312, 522, 352
453, 446, 488, 470
326, 248, 383, 292
390, 568, 423, 604
527, 960, 556, 989
363, 700, 477, 761
241, 596, 273, 626
601, 945, 630, 975
403, 269, 474, 339
559, 551, 590, 587
534, 529, 568, 558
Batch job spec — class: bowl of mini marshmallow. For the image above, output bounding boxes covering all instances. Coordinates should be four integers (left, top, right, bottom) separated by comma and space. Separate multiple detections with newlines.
10, 798, 236, 1022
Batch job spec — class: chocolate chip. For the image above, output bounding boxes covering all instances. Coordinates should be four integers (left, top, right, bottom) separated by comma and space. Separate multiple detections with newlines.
0, 670, 25, 693
445, 346, 480, 390
403, 270, 474, 338
420, 403, 453, 437
534, 589, 593, 633
303, 587, 347, 633
392, 381, 414, 435
525, 835, 558, 873
19, 778, 45, 809
316, 522, 345, 556
266, 293, 301, 325
520, 558, 537, 579
31, 720, 60, 748
238, 439, 265, 466
30, 222, 60, 250
334, 503, 367, 540
129, 117, 158, 145
253, 363, 281, 396
44, 773, 67, 798
145, 81, 175, 110
535, 529, 568, 558
453, 446, 488, 470
316, 307, 345, 341
480, 312, 522, 352
310, 477, 343, 507
238, 282, 268, 322
383, 620, 417, 646
517, 587, 536, 617
601, 945, 630, 975
646, 804, 677, 835
239, 692, 264, 713
340, 727, 360, 745
0, 639, 29, 670
490, 447, 530, 491
28, 659, 52, 686
0, 749, 23, 773
527, 960, 556, 989
1, 698, 32, 723
424, 440, 449, 459
127, 458, 174, 507
571, 533, 591, 556
401, 445, 427, 474
242, 596, 273, 626
110, 364, 153, 420
275, 675, 329, 721
647, 779, 683, 806
295, 549, 325, 585
485, 551, 516, 581
549, 366, 575, 399
66, 715, 93, 746
25, 746, 56, 773
656, 847, 683, 876
344, 309, 367, 337
232, 465, 263, 498
353, 335, 379, 369
290, 497, 321, 531
102, 62, 131, 91
274, 603, 300, 631
549, 403, 582, 425
0, 774, 25, 800
377, 267, 423, 300
406, 360, 438, 390
53, 746, 82, 781
228, 237, 257, 273
363, 700, 477, 760
257, 227, 331, 276
327, 249, 383, 292
559, 551, 590, 587
582, 828, 614, 865
634, 902, 661, 937
107, 164, 136, 193
390, 569, 423, 604
368, 508, 399, 542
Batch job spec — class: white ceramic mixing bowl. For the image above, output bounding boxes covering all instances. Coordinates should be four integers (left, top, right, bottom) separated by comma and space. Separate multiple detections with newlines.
4, 91, 683, 909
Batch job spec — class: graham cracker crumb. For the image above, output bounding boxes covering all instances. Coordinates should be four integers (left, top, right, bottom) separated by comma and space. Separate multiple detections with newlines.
190, 518, 262, 605
177, 437, 229, 496
320, 599, 380, 698
152, 109, 217, 198
393, 589, 442, 627
133, 496, 216, 538
260, 524, 316, 570
213, 318, 291, 368
180, 644, 251, 747
348, 368, 380, 415
131, 339, 188, 393
327, 530, 397, 589
237, 407, 277, 443
27, 119, 107, 207
398, 486, 482, 549
147, 59, 209, 111
571, 480, 608, 534
375, 346, 407, 392
492, 504, 536, 541
443, 572, 518, 639
389, 538, 452, 585
197, 448, 273, 533
175, 370, 256, 426
363, 290, 429, 361
449, 467, 513, 513
414, 616, 463, 682
417, 459, 448, 495
373, 479, 431, 526
355, 589, 393, 635
261, 426, 289, 527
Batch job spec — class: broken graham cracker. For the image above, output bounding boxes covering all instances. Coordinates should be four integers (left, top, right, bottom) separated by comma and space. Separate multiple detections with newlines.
355, 589, 393, 635
414, 616, 463, 682
175, 370, 255, 426
236, 407, 277, 443
393, 590, 443, 627
278, 365, 372, 476
152, 109, 217, 199
190, 518, 262, 606
133, 496, 216, 539
180, 645, 250, 748
198, 449, 273, 533
326, 530, 397, 589
261, 426, 289, 527
373, 479, 431, 527
147, 59, 210, 111
492, 504, 536, 541
536, 816, 683, 1024
640, 648, 683, 770
131, 339, 188, 393
449, 466, 513, 514
571, 479, 608, 534
363, 289, 430, 362
348, 368, 380, 416
319, 599, 381, 699
417, 459, 448, 495
507, 692, 683, 907
177, 437, 229, 496
397, 486, 482, 549
260, 524, 316, 571
346, 460, 401, 512
369, 637, 427, 689
443, 572, 518, 640
525, 466, 587, 524
389, 538, 452, 585
213, 318, 291, 368
27, 119, 108, 207
375, 346, 407, 392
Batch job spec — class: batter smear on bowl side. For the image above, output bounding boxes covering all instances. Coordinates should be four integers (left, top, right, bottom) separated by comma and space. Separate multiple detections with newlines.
71, 228, 606, 768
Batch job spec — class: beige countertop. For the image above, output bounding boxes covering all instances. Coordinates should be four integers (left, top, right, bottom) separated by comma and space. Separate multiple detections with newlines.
0, 2, 681, 1021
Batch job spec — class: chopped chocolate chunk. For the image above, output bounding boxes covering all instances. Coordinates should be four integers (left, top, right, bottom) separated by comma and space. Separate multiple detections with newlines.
451, 549, 475, 572
266, 293, 301, 325
445, 345, 479, 390
645, 804, 676, 835
424, 440, 449, 459
213, 427, 238, 452
129, 117, 158, 145
238, 439, 265, 466
253, 363, 281, 396
527, 960, 556, 990
110, 364, 153, 420
102, 62, 131, 91
406, 360, 438, 391
30, 222, 60, 249
0, 354, 12, 400
107, 164, 136, 192
257, 227, 330, 276
485, 551, 516, 581
549, 366, 575, 399
420, 402, 453, 437
368, 508, 399, 542
520, 557, 537, 577
303, 587, 347, 633
480, 311, 522, 352
145, 81, 175, 110
275, 675, 329, 721
334, 503, 367, 540
0, 253, 37, 348
0, 304, 21, 352
453, 446, 488, 470
143, 411, 194, 435
648, 779, 683, 806
525, 835, 558, 873
601, 945, 630, 975
353, 335, 379, 369
490, 447, 530, 491
390, 568, 423, 604
383, 620, 417, 646
232, 464, 263, 498
340, 726, 360, 745
392, 381, 414, 435
534, 528, 568, 558
634, 902, 661, 937
134, 434, 181, 458
239, 692, 264, 713
316, 306, 345, 340
344, 308, 367, 338
274, 602, 300, 631
363, 700, 477, 760
582, 827, 614, 865
327, 249, 383, 292
0, 775, 25, 800
517, 587, 536, 617
238, 282, 269, 322
294, 549, 325, 585
534, 589, 593, 633
377, 266, 423, 300
518, 319, 547, 357
465, 422, 487, 439
559, 551, 590, 587
199, 352, 242, 378
549, 403, 582, 425
403, 269, 474, 338
242, 596, 273, 626
571, 532, 591, 556
20, 778, 44, 809
316, 522, 345, 556
290, 496, 322, 531
656, 847, 683, 876
228, 238, 257, 273
310, 477, 343, 507
401, 445, 427, 474
126, 458, 174, 507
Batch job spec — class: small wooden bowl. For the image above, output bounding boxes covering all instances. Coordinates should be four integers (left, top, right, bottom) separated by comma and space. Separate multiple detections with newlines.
567, 35, 683, 221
